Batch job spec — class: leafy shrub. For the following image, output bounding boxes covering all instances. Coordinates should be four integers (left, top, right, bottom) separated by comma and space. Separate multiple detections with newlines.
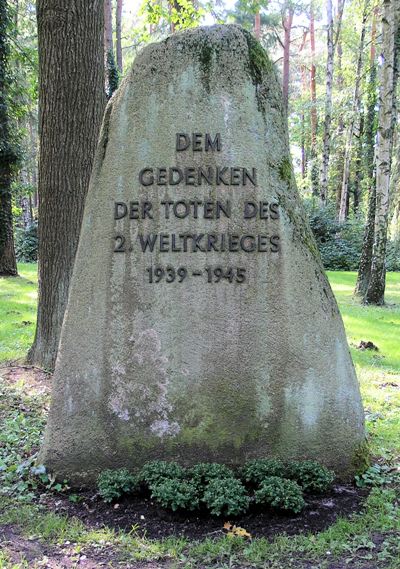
241, 458, 285, 486
138, 460, 184, 487
97, 468, 138, 502
203, 478, 250, 517
187, 462, 235, 488
15, 222, 38, 262
355, 464, 400, 487
151, 478, 200, 511
254, 476, 305, 514
284, 460, 335, 493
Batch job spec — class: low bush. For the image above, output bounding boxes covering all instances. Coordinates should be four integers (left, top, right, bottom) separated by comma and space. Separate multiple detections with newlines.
254, 476, 305, 514
97, 469, 138, 503
240, 458, 285, 486
15, 222, 38, 263
151, 478, 200, 511
284, 460, 335, 493
138, 460, 184, 487
187, 462, 235, 487
202, 478, 250, 517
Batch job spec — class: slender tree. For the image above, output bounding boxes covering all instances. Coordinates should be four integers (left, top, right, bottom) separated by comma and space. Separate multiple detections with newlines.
355, 5, 379, 296
0, 0, 18, 276
338, 1, 369, 223
282, 5, 294, 111
364, 0, 399, 305
28, 0, 106, 369
116, 0, 123, 73
309, 1, 318, 195
320, 0, 345, 206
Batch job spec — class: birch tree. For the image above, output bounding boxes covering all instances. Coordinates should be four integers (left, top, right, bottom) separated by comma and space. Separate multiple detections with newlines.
319, 0, 345, 206
364, 0, 399, 305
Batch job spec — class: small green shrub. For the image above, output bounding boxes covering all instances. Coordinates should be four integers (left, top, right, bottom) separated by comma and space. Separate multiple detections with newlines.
355, 464, 399, 487
139, 460, 185, 487
241, 458, 285, 486
97, 469, 138, 503
15, 222, 38, 262
151, 478, 200, 511
203, 478, 250, 517
187, 462, 235, 487
254, 476, 305, 514
285, 460, 335, 493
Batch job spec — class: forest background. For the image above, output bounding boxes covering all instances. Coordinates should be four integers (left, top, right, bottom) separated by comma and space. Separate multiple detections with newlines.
0, 0, 399, 370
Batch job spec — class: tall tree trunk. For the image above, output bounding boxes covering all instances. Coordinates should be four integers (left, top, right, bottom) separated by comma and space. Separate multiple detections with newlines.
116, 0, 123, 73
28, 0, 106, 370
353, 112, 364, 212
354, 6, 379, 296
282, 7, 294, 111
310, 2, 318, 195
320, 0, 345, 206
104, 0, 113, 55
338, 1, 368, 223
254, 10, 261, 40
299, 31, 308, 179
335, 36, 345, 211
364, 0, 399, 305
0, 0, 18, 276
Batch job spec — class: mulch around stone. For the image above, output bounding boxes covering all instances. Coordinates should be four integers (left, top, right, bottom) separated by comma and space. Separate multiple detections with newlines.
39, 484, 369, 541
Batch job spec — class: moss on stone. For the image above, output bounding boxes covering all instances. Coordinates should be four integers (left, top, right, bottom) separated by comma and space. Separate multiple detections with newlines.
198, 42, 214, 92
352, 439, 371, 475
242, 29, 273, 85
279, 157, 292, 184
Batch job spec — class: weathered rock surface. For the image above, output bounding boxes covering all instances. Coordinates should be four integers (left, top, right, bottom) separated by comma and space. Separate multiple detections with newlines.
39, 25, 365, 483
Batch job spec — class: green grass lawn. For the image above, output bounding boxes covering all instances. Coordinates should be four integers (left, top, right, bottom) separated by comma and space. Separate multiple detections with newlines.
0, 265, 399, 568
0, 263, 37, 362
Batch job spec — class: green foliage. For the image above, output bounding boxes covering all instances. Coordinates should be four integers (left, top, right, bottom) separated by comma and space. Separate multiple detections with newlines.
187, 462, 235, 487
151, 478, 200, 511
355, 463, 400, 488
254, 476, 305, 514
284, 460, 335, 494
97, 468, 138, 502
106, 49, 119, 99
140, 0, 204, 31
240, 458, 285, 486
138, 460, 184, 486
15, 222, 38, 262
306, 202, 364, 270
202, 478, 250, 517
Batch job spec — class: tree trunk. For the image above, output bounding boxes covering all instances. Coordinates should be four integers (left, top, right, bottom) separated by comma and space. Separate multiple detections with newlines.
282, 7, 294, 111
338, 1, 368, 223
299, 30, 308, 179
0, 0, 18, 276
364, 0, 399, 305
28, 0, 106, 370
310, 2, 318, 195
254, 10, 261, 40
320, 0, 344, 206
353, 113, 364, 213
116, 0, 123, 73
104, 0, 113, 55
354, 6, 379, 297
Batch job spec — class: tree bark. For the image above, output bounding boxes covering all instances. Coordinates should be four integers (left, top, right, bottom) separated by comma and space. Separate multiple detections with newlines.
28, 0, 106, 370
354, 6, 379, 297
299, 30, 308, 179
0, 0, 18, 276
310, 2, 318, 195
282, 7, 293, 111
104, 0, 113, 55
254, 10, 261, 40
116, 0, 123, 73
320, 0, 345, 206
364, 0, 399, 305
338, 1, 368, 223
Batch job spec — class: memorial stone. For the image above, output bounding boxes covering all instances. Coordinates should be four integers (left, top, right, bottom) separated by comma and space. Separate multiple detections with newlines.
39, 25, 365, 483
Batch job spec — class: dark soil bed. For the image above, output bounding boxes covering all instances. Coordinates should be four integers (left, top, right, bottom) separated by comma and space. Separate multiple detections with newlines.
40, 484, 370, 541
